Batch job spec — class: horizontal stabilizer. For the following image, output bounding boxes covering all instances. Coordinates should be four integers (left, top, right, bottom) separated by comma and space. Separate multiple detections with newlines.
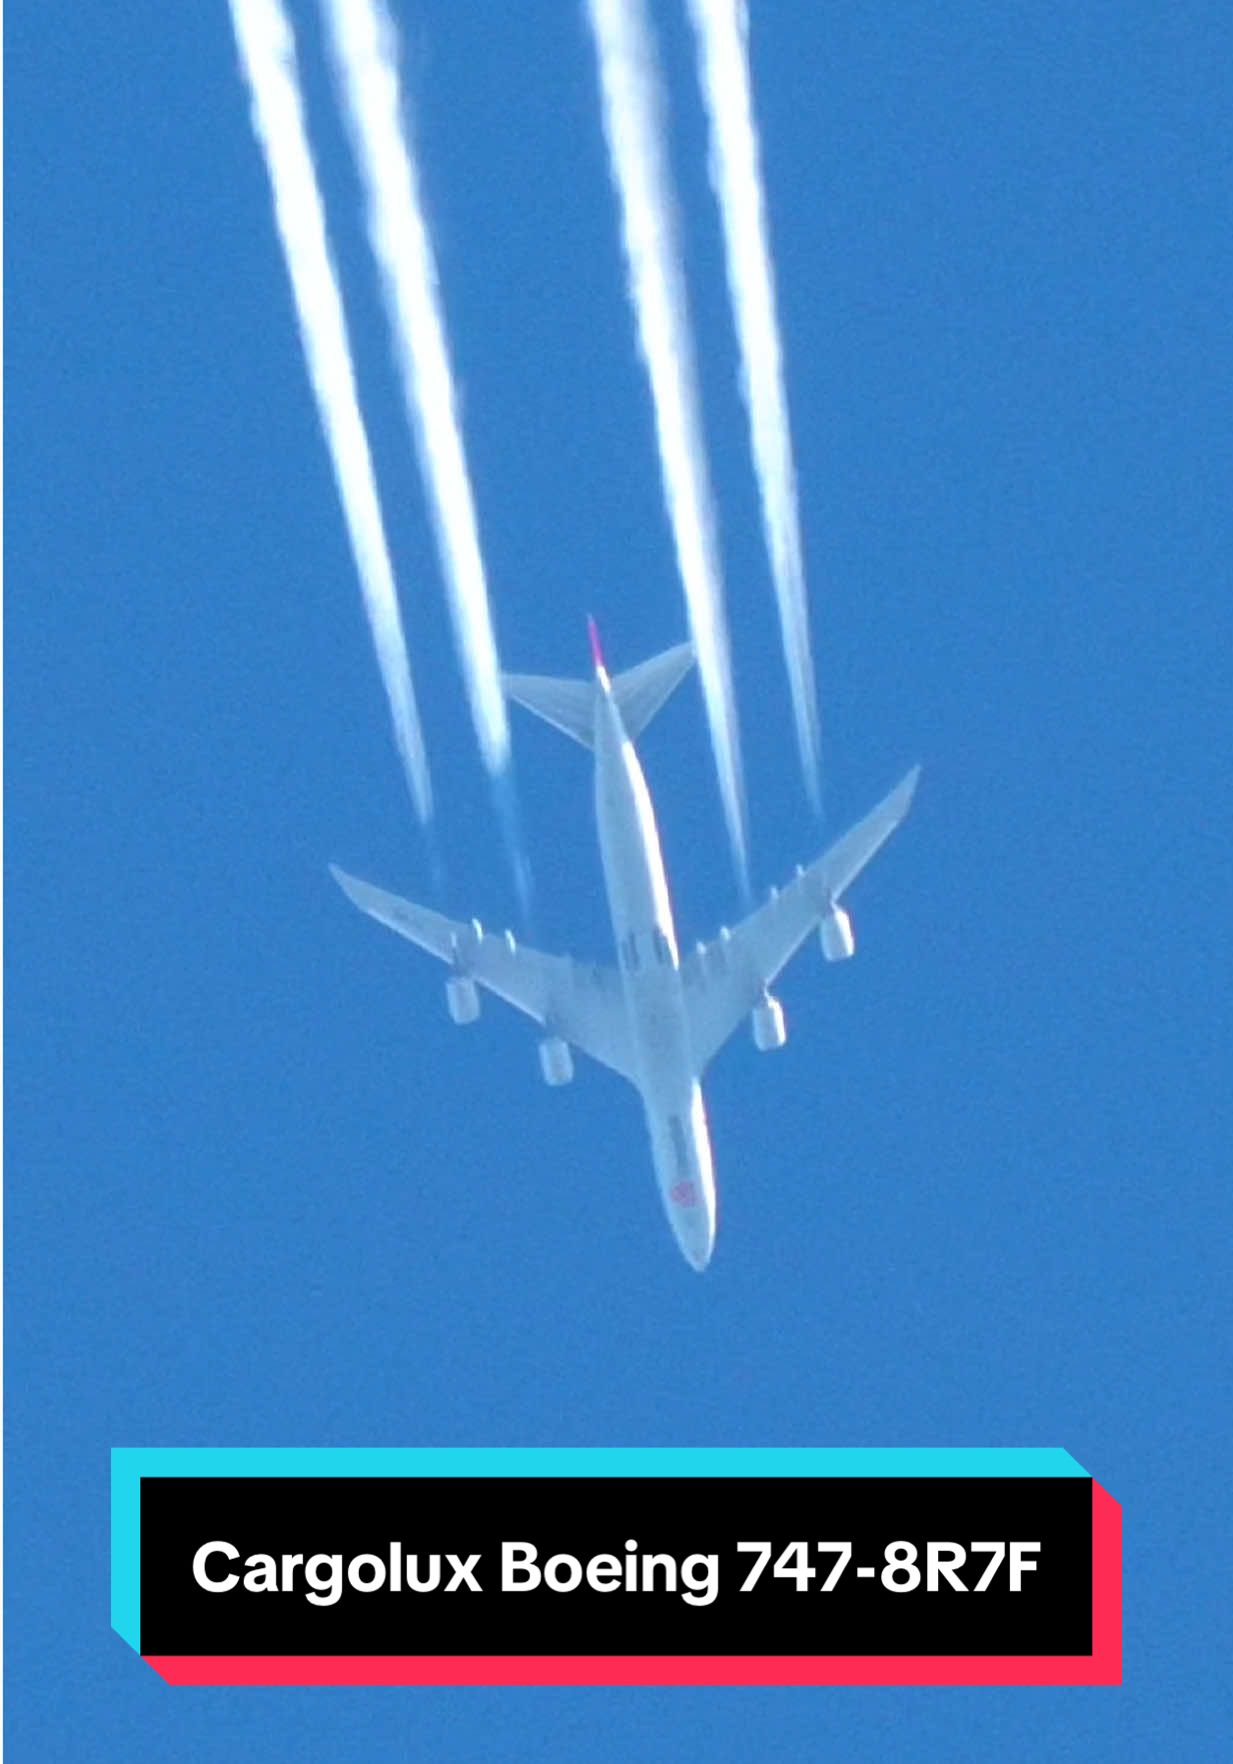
502, 640, 694, 749
501, 673, 595, 747
612, 641, 694, 741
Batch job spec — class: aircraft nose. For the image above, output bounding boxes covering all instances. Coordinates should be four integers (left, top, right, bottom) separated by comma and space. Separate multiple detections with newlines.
674, 1213, 715, 1272
652, 1098, 717, 1272
684, 1238, 714, 1273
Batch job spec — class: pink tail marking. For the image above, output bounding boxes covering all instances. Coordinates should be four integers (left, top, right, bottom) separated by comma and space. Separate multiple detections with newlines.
587, 615, 606, 672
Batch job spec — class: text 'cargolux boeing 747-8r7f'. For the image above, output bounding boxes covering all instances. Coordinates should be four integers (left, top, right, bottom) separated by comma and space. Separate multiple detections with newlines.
332, 623, 919, 1271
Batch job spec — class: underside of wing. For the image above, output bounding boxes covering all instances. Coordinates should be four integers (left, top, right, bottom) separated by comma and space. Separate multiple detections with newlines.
330, 867, 636, 1082
610, 642, 694, 740
680, 767, 920, 1071
500, 673, 595, 747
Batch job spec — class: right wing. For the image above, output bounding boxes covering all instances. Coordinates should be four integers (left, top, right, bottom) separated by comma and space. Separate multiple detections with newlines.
680, 766, 921, 1071
330, 867, 637, 1083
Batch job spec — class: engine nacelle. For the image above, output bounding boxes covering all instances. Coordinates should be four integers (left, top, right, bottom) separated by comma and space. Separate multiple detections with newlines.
751, 992, 787, 1051
820, 903, 855, 962
445, 974, 480, 1024
538, 1035, 574, 1086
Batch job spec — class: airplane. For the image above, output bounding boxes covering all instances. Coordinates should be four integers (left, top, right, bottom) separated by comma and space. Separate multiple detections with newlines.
332, 622, 919, 1271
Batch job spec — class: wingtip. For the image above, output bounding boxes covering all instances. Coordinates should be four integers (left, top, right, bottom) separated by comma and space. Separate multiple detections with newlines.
893, 765, 922, 816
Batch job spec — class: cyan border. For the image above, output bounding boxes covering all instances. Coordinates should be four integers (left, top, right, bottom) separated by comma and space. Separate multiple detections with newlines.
111, 1446, 1089, 1654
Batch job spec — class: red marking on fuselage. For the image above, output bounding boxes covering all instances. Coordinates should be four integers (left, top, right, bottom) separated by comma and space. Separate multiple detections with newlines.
670, 1179, 698, 1208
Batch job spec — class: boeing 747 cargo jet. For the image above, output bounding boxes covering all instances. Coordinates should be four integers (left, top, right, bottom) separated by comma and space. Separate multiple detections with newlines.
332, 624, 919, 1270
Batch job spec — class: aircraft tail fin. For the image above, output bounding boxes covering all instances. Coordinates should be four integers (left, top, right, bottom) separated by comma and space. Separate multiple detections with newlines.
502, 641, 694, 750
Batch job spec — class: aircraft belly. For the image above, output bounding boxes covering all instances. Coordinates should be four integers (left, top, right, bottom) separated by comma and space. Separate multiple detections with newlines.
598, 803, 660, 932
595, 721, 676, 945
631, 989, 692, 1105
591, 674, 716, 1268
624, 974, 716, 1270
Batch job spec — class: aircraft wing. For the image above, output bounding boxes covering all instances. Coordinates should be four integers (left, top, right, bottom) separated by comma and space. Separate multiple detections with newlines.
330, 867, 637, 1082
680, 767, 921, 1072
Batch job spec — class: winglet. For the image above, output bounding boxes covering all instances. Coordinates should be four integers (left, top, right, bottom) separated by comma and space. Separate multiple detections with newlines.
587, 615, 606, 674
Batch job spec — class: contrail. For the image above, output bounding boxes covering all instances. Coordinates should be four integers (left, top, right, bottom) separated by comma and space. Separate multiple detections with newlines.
684, 0, 821, 810
227, 0, 432, 827
320, 0, 510, 791
585, 0, 750, 894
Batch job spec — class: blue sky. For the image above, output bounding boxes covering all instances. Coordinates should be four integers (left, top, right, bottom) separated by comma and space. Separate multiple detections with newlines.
6, 1, 1229, 1757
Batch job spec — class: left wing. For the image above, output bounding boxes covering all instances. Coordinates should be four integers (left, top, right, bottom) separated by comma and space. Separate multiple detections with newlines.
330, 867, 637, 1083
680, 766, 920, 1072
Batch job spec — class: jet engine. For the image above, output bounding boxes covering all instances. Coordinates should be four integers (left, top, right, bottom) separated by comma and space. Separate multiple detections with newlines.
445, 974, 480, 1024
538, 1035, 574, 1086
820, 903, 855, 962
751, 992, 787, 1051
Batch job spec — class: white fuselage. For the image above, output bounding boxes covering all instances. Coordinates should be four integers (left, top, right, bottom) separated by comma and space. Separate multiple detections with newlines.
592, 670, 716, 1270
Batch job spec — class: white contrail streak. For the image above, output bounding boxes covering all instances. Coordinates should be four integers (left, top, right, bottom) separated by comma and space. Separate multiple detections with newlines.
685, 0, 821, 809
227, 0, 432, 826
321, 0, 510, 784
586, 0, 750, 892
